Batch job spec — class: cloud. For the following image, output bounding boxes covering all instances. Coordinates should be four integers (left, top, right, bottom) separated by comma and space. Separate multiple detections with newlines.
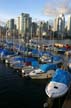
44, 0, 71, 16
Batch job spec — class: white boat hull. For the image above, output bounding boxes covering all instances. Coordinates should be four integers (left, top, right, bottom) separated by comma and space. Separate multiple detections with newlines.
29, 70, 55, 79
45, 81, 68, 98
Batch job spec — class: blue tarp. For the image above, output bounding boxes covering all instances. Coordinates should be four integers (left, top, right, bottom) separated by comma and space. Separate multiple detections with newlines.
1, 49, 15, 56
15, 45, 26, 51
39, 63, 57, 72
32, 50, 53, 57
13, 56, 25, 61
31, 60, 39, 68
51, 69, 71, 86
32, 49, 39, 54
59, 47, 67, 51
24, 57, 36, 62
0, 48, 3, 53
53, 55, 62, 61
42, 51, 53, 57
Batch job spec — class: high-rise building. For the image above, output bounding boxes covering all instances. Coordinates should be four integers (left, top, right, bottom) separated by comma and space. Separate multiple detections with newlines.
16, 17, 20, 34
19, 13, 32, 38
53, 18, 59, 31
53, 14, 65, 37
58, 14, 65, 33
37, 21, 48, 37
6, 19, 15, 30
32, 22, 37, 37
67, 15, 71, 34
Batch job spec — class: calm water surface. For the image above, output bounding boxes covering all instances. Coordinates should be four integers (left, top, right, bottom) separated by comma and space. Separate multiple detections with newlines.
0, 62, 47, 108
0, 61, 66, 108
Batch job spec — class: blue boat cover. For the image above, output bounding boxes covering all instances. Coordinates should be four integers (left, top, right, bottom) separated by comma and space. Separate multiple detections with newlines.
39, 64, 57, 72
13, 56, 25, 61
59, 47, 67, 51
37, 51, 53, 57
6, 41, 13, 46
24, 57, 36, 62
32, 49, 39, 54
32, 50, 53, 57
53, 55, 62, 61
1, 49, 15, 56
16, 45, 27, 51
42, 51, 53, 57
51, 69, 71, 86
20, 47, 27, 51
31, 60, 39, 68
0, 48, 3, 53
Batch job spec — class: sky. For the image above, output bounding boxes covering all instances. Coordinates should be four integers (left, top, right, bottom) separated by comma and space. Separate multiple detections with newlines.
0, 0, 71, 23
0, 0, 48, 22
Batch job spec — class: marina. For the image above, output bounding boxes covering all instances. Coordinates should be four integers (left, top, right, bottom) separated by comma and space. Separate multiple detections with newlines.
0, 39, 71, 108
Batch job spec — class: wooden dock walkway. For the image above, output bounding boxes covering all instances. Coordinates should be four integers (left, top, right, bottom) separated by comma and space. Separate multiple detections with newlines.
62, 85, 71, 108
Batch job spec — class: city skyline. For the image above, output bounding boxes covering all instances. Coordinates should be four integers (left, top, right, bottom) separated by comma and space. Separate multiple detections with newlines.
0, 0, 71, 22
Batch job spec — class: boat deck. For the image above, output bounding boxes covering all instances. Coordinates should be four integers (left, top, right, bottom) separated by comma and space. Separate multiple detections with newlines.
62, 84, 71, 108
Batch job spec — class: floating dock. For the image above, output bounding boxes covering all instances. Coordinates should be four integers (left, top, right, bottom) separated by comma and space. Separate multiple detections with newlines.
62, 85, 71, 108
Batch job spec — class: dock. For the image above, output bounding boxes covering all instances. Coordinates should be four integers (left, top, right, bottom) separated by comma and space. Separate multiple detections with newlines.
62, 84, 71, 108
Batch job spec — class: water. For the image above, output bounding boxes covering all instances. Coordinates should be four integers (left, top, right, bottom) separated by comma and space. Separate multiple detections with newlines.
0, 61, 47, 108
0, 61, 66, 108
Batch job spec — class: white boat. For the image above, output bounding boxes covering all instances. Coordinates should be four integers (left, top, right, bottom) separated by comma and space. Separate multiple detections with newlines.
45, 68, 71, 98
21, 60, 39, 76
0, 48, 15, 61
29, 69, 55, 79
12, 62, 24, 70
9, 56, 24, 67
28, 64, 57, 79
51, 55, 63, 65
39, 53, 52, 63
5, 53, 18, 64
21, 66, 34, 78
40, 55, 63, 65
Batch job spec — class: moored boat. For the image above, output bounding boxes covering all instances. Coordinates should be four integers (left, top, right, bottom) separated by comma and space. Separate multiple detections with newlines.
28, 63, 57, 79
9, 56, 25, 67
0, 48, 15, 61
45, 68, 71, 98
